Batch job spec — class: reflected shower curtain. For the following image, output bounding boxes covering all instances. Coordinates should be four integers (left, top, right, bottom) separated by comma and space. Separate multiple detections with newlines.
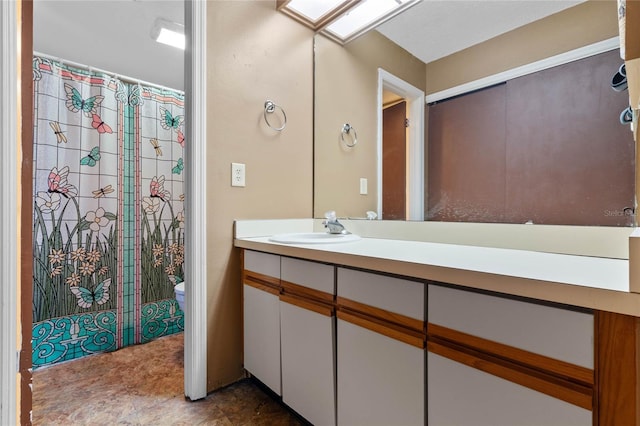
32, 55, 185, 369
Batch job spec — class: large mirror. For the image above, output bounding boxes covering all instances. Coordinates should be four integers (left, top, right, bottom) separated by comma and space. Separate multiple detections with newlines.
313, 0, 636, 226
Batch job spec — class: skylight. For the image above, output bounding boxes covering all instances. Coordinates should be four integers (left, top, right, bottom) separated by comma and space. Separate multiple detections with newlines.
326, 0, 415, 41
278, 0, 422, 44
285, 0, 346, 21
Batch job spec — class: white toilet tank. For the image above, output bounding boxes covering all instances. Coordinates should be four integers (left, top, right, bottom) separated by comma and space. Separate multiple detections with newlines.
174, 281, 185, 311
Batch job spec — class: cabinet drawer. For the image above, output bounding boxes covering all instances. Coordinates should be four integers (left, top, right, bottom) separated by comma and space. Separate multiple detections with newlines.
244, 250, 280, 278
281, 257, 334, 295
428, 284, 593, 368
337, 268, 424, 321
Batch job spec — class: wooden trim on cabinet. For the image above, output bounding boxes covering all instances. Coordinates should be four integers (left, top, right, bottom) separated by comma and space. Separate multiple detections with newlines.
427, 323, 594, 410
281, 280, 334, 304
427, 340, 593, 410
280, 293, 334, 317
337, 310, 425, 349
428, 323, 594, 386
595, 311, 640, 426
243, 270, 281, 295
336, 296, 424, 333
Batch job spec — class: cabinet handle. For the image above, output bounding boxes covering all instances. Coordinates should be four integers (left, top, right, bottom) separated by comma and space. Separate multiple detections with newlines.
281, 280, 334, 304
427, 323, 594, 386
336, 296, 424, 334
280, 293, 334, 317
427, 339, 593, 411
427, 323, 594, 411
337, 309, 425, 349
243, 270, 281, 295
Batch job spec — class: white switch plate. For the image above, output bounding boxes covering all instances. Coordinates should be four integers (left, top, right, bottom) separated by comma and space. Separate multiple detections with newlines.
360, 178, 368, 195
231, 163, 245, 187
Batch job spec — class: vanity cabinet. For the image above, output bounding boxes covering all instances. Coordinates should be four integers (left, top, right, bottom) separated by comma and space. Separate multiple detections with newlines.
336, 267, 426, 426
242, 251, 282, 395
427, 284, 594, 425
279, 257, 336, 426
242, 251, 337, 424
241, 246, 639, 425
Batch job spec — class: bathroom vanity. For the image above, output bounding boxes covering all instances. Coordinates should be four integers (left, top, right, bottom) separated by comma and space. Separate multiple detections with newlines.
235, 219, 640, 426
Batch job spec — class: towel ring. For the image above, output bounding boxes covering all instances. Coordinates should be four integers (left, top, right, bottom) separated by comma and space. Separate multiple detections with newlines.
264, 100, 287, 131
341, 123, 357, 147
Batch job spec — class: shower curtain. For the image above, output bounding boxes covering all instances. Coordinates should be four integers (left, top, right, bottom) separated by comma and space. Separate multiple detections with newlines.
31, 55, 185, 369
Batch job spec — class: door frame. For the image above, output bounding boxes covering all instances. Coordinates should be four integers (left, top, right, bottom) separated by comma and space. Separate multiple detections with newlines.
376, 68, 425, 221
184, 0, 208, 401
0, 0, 19, 424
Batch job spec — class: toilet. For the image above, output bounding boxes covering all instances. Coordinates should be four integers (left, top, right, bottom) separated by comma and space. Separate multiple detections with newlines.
174, 281, 185, 312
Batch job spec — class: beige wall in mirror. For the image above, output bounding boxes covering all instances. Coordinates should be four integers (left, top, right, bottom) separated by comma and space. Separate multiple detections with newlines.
314, 31, 426, 219
313, 0, 624, 222
425, 0, 619, 94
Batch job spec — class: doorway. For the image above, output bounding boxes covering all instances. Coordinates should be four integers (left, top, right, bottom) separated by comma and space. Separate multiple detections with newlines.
377, 69, 425, 221
25, 1, 206, 420
382, 95, 407, 220
1, 1, 208, 422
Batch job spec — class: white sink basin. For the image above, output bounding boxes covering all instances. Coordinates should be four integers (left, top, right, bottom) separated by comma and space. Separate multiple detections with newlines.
269, 232, 361, 244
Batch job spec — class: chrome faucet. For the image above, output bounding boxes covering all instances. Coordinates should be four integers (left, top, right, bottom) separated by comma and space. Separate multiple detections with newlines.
323, 211, 351, 235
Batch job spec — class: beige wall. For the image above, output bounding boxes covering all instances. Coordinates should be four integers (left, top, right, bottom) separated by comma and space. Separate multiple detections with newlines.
205, 0, 313, 390
425, 0, 619, 94
314, 31, 426, 218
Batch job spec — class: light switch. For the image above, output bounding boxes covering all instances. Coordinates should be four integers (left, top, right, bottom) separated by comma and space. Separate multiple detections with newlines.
360, 178, 368, 195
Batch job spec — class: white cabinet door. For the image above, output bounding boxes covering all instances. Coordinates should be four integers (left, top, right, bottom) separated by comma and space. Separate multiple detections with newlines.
280, 257, 336, 425
428, 352, 591, 426
243, 284, 281, 395
336, 267, 425, 426
337, 319, 425, 426
243, 251, 281, 395
281, 301, 336, 426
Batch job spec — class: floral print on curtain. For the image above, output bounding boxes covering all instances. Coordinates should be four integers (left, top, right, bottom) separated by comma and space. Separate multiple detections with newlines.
32, 55, 185, 369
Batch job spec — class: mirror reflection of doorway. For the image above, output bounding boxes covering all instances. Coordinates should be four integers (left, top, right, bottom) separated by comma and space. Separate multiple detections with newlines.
382, 92, 407, 220
377, 69, 425, 221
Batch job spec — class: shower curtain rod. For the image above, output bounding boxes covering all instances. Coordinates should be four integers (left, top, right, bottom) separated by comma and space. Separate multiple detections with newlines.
34, 51, 184, 94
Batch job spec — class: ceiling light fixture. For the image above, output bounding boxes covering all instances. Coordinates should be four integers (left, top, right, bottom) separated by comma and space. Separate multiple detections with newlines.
151, 18, 186, 50
278, 0, 422, 44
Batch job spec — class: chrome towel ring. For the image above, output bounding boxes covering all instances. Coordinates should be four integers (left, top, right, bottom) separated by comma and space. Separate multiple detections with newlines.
264, 100, 287, 131
341, 123, 357, 147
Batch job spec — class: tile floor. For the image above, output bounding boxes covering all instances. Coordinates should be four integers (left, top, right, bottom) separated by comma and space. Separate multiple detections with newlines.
32, 333, 304, 425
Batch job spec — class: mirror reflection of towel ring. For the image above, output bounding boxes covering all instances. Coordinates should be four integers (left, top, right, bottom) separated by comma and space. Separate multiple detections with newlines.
264, 100, 287, 131
341, 123, 357, 147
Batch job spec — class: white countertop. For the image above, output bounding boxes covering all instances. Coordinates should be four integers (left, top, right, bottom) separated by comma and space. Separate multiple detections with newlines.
239, 236, 628, 291
235, 227, 640, 316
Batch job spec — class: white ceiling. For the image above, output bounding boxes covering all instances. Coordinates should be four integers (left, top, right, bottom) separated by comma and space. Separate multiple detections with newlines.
33, 0, 184, 90
32, 0, 586, 88
376, 0, 586, 64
